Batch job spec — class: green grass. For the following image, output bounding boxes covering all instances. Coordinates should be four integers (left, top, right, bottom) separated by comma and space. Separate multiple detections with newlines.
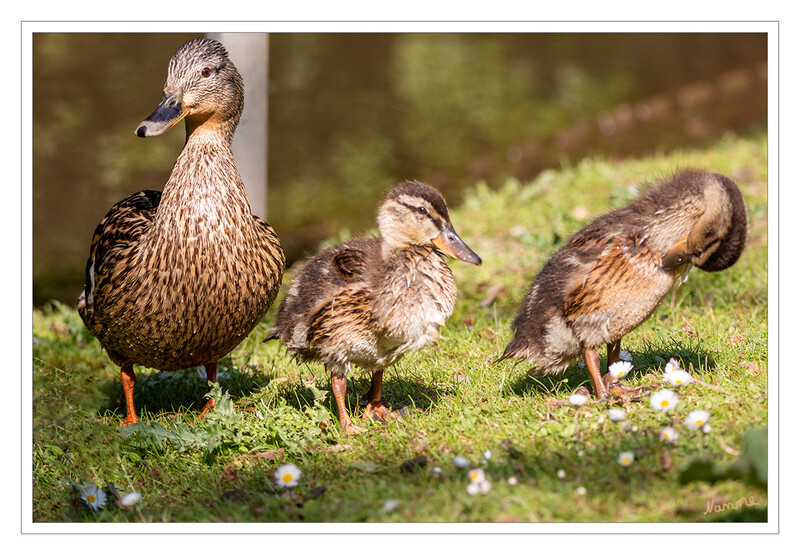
31, 132, 768, 523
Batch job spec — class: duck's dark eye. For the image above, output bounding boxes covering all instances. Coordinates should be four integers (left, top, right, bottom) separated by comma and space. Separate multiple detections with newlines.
417, 206, 427, 215
201, 67, 212, 78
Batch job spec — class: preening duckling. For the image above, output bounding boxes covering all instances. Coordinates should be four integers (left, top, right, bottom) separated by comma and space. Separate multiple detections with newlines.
498, 169, 747, 400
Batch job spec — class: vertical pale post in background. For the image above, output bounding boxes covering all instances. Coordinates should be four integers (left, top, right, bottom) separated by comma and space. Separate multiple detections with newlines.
207, 33, 269, 219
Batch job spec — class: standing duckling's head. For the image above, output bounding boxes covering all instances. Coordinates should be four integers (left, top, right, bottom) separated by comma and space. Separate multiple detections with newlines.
662, 171, 748, 272
135, 38, 244, 141
377, 180, 482, 266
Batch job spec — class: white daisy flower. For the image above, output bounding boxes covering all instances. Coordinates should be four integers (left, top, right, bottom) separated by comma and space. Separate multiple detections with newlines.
569, 393, 588, 406
381, 499, 399, 512
608, 408, 626, 422
81, 484, 107, 511
665, 369, 694, 387
478, 480, 491, 494
274, 463, 302, 488
575, 486, 587, 496
468, 468, 486, 483
702, 423, 712, 434
684, 409, 710, 430
619, 350, 633, 362
119, 491, 142, 509
483, 449, 492, 460
432, 466, 442, 475
650, 389, 679, 411
453, 456, 470, 469
557, 469, 566, 479
608, 361, 633, 379
617, 451, 635, 467
466, 481, 481, 496
508, 476, 518, 486
659, 426, 679, 443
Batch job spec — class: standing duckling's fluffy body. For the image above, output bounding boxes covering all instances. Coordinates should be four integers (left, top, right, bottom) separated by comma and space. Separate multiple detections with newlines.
77, 39, 285, 426
268, 181, 481, 434
499, 169, 747, 399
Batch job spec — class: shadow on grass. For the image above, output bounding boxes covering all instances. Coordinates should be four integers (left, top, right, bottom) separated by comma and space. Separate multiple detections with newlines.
274, 363, 455, 420
101, 359, 275, 421
502, 336, 718, 399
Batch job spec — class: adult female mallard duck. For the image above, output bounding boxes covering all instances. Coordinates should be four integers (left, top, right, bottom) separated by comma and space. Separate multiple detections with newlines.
77, 38, 285, 426
498, 169, 747, 400
267, 180, 481, 435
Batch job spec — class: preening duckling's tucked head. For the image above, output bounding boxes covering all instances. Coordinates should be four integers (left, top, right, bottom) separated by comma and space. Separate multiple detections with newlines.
661, 171, 748, 272
377, 180, 482, 265
136, 38, 244, 139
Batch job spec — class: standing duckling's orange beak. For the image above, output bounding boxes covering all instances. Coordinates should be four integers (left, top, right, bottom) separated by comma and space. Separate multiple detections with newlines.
432, 225, 482, 265
135, 89, 190, 137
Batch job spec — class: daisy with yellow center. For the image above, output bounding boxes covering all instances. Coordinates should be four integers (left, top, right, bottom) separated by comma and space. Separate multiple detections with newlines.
617, 451, 635, 467
80, 484, 107, 511
274, 463, 302, 488
665, 369, 693, 387
468, 468, 486, 483
650, 389, 679, 412
466, 468, 491, 495
659, 426, 679, 443
609, 361, 633, 379
684, 409, 710, 431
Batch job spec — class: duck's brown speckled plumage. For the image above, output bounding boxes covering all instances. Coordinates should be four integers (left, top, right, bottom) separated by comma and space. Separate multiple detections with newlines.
499, 169, 747, 399
268, 180, 480, 434
77, 38, 285, 425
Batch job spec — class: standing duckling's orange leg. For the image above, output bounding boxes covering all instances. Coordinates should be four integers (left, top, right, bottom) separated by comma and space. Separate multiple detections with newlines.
584, 347, 610, 399
331, 373, 367, 435
120, 364, 138, 427
198, 362, 217, 418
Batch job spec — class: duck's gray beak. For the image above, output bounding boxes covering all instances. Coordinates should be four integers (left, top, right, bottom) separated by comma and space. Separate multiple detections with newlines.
433, 225, 482, 265
135, 89, 189, 137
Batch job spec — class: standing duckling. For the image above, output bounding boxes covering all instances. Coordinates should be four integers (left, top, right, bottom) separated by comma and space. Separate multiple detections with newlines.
268, 180, 481, 435
498, 169, 747, 400
77, 39, 285, 426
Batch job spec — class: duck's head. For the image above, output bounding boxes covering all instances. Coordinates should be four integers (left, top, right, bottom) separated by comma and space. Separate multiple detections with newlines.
377, 180, 482, 265
135, 38, 244, 140
663, 171, 748, 272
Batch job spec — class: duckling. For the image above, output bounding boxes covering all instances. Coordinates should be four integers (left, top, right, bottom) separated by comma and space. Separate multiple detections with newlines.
498, 169, 747, 400
267, 180, 481, 434
77, 38, 285, 426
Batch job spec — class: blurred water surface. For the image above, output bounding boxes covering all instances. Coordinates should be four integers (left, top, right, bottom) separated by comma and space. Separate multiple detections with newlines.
32, 32, 767, 305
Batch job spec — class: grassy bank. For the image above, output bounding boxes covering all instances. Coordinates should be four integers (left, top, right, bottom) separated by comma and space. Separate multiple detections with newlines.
31, 132, 768, 523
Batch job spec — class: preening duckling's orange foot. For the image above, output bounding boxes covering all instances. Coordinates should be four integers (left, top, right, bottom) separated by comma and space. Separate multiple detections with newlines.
603, 374, 658, 403
364, 399, 407, 422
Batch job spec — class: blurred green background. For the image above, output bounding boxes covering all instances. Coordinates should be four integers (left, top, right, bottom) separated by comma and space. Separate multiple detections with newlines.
32, 32, 767, 305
